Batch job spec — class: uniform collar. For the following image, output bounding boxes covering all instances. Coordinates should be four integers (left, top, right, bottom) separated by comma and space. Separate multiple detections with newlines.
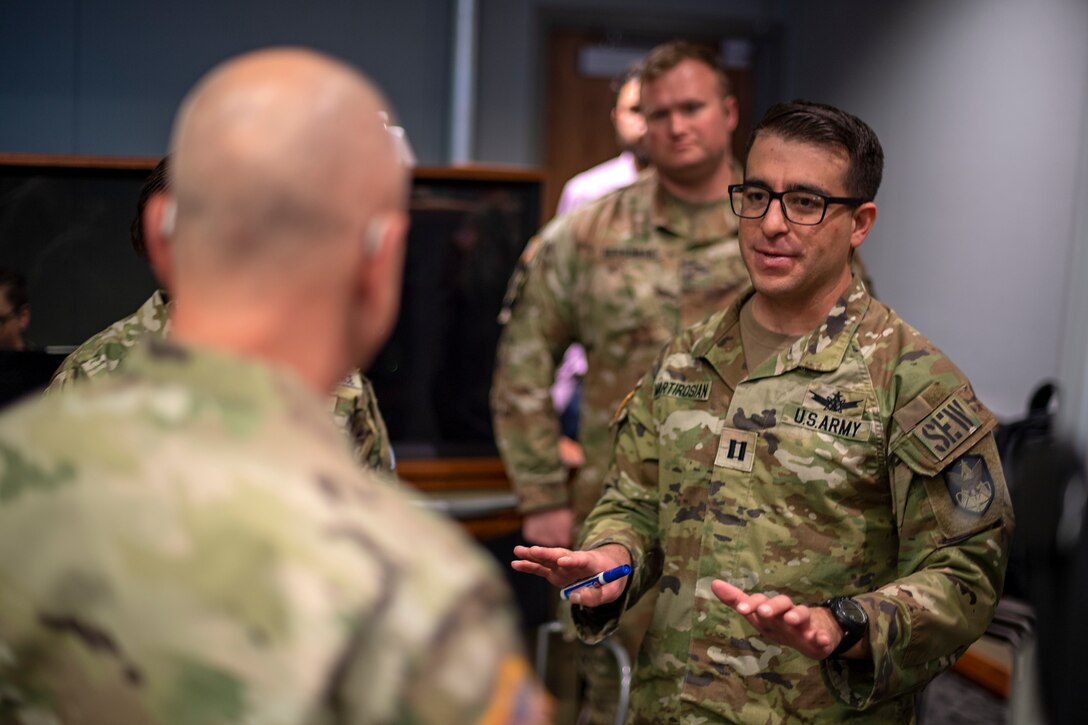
121, 337, 340, 441
649, 159, 742, 245
696, 276, 872, 388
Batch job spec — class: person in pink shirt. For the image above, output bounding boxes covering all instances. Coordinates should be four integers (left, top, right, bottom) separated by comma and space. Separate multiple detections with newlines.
555, 64, 649, 217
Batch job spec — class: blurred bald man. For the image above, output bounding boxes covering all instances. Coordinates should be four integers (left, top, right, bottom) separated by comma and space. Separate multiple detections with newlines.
0, 48, 547, 724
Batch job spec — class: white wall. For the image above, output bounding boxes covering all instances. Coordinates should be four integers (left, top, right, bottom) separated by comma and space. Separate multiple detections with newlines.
784, 0, 1088, 420
1058, 73, 1088, 450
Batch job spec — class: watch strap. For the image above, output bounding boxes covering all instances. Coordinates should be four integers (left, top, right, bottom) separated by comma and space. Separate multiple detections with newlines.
824, 596, 866, 659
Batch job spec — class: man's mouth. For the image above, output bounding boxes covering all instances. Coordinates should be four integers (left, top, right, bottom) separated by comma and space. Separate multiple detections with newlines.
753, 248, 797, 268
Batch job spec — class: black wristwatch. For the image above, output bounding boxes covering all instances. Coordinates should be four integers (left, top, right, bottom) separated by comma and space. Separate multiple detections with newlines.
822, 596, 868, 659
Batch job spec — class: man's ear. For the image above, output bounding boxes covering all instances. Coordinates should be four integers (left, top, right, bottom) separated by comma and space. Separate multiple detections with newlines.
351, 210, 410, 368
365, 215, 391, 257
144, 193, 176, 291
722, 94, 739, 134
850, 202, 878, 250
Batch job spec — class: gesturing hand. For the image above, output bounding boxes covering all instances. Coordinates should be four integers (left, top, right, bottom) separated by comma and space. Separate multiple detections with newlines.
511, 543, 631, 607
710, 580, 845, 661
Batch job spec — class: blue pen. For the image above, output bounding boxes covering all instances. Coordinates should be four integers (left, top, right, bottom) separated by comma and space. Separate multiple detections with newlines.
561, 564, 633, 600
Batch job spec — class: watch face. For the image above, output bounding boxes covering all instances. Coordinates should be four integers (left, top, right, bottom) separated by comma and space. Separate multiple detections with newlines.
836, 597, 867, 626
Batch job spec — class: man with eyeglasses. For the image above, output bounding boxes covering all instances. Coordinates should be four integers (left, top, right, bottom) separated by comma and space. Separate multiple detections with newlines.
493, 40, 750, 723
513, 100, 1012, 723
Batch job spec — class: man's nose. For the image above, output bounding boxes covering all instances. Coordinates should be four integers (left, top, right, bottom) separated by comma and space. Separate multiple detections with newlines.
668, 111, 687, 136
760, 198, 790, 235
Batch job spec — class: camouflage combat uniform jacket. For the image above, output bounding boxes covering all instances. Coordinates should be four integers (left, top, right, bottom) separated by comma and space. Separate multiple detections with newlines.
0, 340, 543, 723
47, 290, 395, 472
492, 168, 747, 521
575, 279, 1013, 723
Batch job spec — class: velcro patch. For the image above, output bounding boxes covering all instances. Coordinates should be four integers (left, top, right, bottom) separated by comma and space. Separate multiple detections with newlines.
714, 428, 757, 471
653, 380, 711, 401
477, 654, 544, 725
913, 393, 982, 461
943, 454, 995, 516
783, 403, 870, 441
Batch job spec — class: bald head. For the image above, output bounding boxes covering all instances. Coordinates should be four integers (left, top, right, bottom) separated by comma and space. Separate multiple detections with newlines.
168, 48, 407, 273
153, 48, 412, 392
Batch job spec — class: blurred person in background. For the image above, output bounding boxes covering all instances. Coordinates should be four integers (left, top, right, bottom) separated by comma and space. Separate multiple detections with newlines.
0, 266, 31, 351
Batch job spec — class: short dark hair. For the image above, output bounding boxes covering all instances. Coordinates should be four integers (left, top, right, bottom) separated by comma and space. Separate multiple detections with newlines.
641, 40, 732, 98
130, 155, 171, 258
748, 100, 884, 201
0, 266, 29, 311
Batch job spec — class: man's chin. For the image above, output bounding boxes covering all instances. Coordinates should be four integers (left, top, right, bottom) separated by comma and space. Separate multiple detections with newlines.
656, 158, 713, 184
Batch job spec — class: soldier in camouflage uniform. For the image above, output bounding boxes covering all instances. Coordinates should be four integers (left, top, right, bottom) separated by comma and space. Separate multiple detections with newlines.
48, 291, 395, 472
514, 101, 1012, 723
0, 48, 547, 723
47, 158, 395, 473
491, 41, 748, 722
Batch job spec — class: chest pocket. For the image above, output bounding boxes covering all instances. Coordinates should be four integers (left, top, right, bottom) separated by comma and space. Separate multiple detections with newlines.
655, 395, 724, 522
764, 380, 886, 518
581, 247, 677, 355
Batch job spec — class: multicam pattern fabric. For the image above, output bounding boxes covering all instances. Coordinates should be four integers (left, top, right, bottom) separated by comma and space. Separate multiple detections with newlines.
46, 291, 395, 472
331, 371, 396, 472
574, 278, 1013, 724
492, 167, 747, 522
0, 340, 543, 724
47, 289, 172, 386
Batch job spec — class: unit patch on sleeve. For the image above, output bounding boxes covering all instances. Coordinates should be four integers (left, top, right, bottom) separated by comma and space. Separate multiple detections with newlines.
714, 428, 757, 472
943, 454, 995, 515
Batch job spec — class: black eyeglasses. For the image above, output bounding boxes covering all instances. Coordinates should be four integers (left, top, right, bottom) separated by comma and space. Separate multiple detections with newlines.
729, 183, 867, 226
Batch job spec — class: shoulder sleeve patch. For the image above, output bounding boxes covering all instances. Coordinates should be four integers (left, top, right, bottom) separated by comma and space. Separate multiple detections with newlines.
919, 440, 1007, 542
942, 454, 996, 516
477, 654, 550, 725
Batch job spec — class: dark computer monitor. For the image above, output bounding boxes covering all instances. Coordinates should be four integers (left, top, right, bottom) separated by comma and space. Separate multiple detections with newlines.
366, 170, 543, 458
0, 350, 66, 409
1, 156, 543, 459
